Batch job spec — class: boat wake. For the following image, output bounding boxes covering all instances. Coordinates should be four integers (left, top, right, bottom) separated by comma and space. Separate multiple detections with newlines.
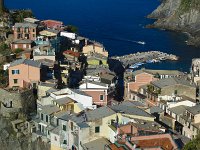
105, 37, 146, 45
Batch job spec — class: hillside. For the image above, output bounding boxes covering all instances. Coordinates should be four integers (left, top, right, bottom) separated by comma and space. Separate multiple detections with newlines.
148, 0, 200, 46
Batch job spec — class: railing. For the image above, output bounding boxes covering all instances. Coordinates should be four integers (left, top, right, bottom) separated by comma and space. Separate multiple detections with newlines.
33, 51, 55, 56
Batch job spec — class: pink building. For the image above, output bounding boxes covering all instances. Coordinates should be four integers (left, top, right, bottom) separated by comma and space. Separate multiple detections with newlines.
79, 81, 114, 106
42, 20, 63, 30
9, 59, 42, 88
124, 70, 158, 100
11, 39, 34, 51
13, 23, 38, 41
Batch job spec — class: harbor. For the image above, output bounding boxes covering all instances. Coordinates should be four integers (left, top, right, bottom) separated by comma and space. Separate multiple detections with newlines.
111, 51, 178, 69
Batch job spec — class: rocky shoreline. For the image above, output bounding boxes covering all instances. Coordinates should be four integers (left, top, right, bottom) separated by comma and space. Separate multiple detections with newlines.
147, 0, 200, 47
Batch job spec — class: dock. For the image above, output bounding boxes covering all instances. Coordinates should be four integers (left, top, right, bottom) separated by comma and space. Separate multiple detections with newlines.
111, 51, 178, 68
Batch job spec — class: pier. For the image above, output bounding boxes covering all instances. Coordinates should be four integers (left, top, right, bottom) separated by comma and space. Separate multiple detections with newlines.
111, 51, 178, 68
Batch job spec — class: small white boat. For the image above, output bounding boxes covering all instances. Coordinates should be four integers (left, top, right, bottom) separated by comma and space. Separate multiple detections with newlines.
129, 65, 139, 69
146, 60, 154, 63
138, 41, 146, 45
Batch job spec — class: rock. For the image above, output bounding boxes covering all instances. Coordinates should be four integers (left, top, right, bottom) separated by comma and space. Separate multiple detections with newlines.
0, 116, 50, 150
148, 0, 200, 47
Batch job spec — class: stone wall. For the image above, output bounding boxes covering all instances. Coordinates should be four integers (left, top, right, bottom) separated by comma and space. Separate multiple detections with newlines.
0, 88, 36, 117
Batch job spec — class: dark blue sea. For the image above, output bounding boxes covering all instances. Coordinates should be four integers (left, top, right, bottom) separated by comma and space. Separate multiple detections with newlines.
6, 0, 200, 72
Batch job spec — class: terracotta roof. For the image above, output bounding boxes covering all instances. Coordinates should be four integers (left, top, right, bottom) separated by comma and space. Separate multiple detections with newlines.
130, 134, 177, 150
136, 138, 174, 150
108, 144, 126, 150
63, 50, 80, 57
42, 20, 63, 28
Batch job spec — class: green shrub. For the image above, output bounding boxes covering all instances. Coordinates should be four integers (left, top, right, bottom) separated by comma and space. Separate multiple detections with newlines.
14, 48, 23, 54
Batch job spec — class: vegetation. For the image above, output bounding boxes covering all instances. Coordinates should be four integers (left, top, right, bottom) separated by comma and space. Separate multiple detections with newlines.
0, 43, 11, 55
179, 0, 200, 12
154, 72, 160, 79
0, 0, 5, 14
64, 25, 78, 33
0, 69, 8, 87
180, 0, 192, 11
11, 9, 34, 23
14, 48, 23, 54
147, 85, 161, 95
183, 134, 200, 150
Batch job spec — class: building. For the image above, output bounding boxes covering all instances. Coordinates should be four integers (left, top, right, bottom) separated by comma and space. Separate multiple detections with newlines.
63, 50, 80, 62
124, 69, 185, 100
42, 20, 63, 30
36, 29, 62, 53
124, 69, 158, 100
38, 87, 95, 110
33, 44, 56, 61
82, 41, 108, 57
24, 17, 40, 24
13, 22, 38, 40
8, 59, 42, 88
87, 53, 108, 66
146, 77, 196, 107
179, 105, 200, 139
11, 39, 34, 50
79, 81, 114, 106
106, 134, 178, 150
191, 58, 200, 84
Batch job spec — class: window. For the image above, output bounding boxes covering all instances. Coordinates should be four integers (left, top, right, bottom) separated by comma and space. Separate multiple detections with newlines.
32, 83, 37, 88
25, 27, 29, 33
12, 70, 20, 74
63, 140, 67, 144
174, 90, 178, 95
188, 123, 191, 129
33, 34, 35, 37
13, 79, 18, 84
46, 115, 48, 123
57, 119, 59, 126
95, 126, 100, 133
71, 122, 73, 131
33, 29, 35, 32
14, 44, 18, 49
23, 44, 27, 49
63, 125, 66, 131
100, 95, 104, 101
41, 113, 43, 120
25, 34, 29, 39
17, 34, 21, 39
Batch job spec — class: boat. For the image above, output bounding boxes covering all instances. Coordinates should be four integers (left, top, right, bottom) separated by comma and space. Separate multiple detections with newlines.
129, 64, 139, 69
152, 59, 160, 63
136, 62, 144, 66
137, 41, 146, 45
146, 60, 154, 63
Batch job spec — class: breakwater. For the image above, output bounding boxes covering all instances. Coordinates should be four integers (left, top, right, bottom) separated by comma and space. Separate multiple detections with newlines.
111, 51, 178, 68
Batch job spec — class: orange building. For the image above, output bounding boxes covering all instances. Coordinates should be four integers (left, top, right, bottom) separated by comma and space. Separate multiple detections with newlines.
8, 59, 42, 88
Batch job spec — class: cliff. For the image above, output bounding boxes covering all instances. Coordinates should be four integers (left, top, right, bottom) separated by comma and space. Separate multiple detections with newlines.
148, 0, 200, 46
0, 116, 50, 150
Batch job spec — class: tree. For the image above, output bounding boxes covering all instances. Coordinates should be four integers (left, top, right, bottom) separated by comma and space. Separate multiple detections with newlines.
0, 0, 4, 13
64, 25, 78, 33
183, 134, 200, 150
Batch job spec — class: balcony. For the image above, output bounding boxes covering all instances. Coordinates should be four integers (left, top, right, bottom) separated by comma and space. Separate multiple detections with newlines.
33, 48, 55, 56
